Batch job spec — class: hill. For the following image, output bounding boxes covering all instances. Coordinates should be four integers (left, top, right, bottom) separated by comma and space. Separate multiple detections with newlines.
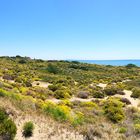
0, 56, 140, 140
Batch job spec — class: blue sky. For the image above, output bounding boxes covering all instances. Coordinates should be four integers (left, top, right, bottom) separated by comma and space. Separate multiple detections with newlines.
0, 0, 140, 60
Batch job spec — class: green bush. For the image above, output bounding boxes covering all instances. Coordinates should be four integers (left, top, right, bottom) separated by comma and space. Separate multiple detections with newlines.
0, 108, 17, 140
80, 101, 98, 108
24, 81, 32, 87
131, 87, 140, 98
133, 111, 140, 134
47, 63, 59, 74
119, 127, 127, 133
0, 89, 6, 97
134, 124, 140, 134
126, 64, 137, 68
18, 59, 27, 64
48, 84, 59, 92
72, 112, 85, 127
104, 86, 118, 96
43, 102, 71, 122
133, 112, 140, 124
103, 98, 125, 123
54, 90, 71, 99
23, 121, 34, 137
92, 91, 105, 98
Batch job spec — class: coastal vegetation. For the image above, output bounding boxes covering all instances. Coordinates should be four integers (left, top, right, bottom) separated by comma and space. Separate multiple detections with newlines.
0, 56, 140, 139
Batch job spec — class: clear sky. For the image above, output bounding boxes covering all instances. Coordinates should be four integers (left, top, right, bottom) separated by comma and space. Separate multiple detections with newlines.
0, 0, 140, 60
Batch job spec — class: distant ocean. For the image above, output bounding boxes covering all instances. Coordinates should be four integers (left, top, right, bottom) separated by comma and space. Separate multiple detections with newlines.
75, 60, 140, 66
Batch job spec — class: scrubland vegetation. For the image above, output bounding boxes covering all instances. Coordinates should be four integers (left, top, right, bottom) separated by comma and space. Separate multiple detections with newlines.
0, 56, 140, 139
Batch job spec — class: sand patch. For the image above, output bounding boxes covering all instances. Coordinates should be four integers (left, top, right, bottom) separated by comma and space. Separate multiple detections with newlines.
97, 83, 107, 89
114, 90, 140, 108
32, 81, 52, 88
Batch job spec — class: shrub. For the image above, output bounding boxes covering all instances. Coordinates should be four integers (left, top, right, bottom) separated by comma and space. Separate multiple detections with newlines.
77, 91, 89, 99
23, 121, 34, 137
72, 112, 85, 126
18, 59, 27, 64
54, 90, 71, 99
47, 63, 59, 74
133, 110, 140, 134
80, 101, 98, 108
0, 89, 6, 97
59, 100, 73, 107
3, 74, 14, 80
133, 112, 140, 124
92, 91, 105, 98
52, 105, 71, 121
24, 81, 32, 87
43, 102, 71, 122
48, 84, 59, 92
103, 98, 125, 123
131, 87, 140, 98
119, 127, 127, 133
126, 64, 137, 68
134, 124, 140, 134
120, 98, 131, 105
0, 108, 17, 140
104, 86, 118, 96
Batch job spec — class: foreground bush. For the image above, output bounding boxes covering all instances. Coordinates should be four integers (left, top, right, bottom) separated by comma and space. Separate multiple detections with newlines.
23, 121, 34, 137
43, 102, 85, 125
134, 124, 140, 134
132, 112, 140, 134
103, 98, 125, 123
0, 108, 17, 140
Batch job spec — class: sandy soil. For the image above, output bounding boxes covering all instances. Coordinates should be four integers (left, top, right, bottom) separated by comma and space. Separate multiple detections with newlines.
114, 90, 140, 108
97, 83, 107, 89
14, 114, 83, 140
32, 81, 52, 88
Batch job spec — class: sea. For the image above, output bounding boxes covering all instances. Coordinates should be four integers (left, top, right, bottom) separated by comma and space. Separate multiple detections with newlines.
75, 60, 140, 66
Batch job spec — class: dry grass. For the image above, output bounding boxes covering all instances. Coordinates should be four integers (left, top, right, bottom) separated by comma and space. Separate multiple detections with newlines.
0, 98, 83, 140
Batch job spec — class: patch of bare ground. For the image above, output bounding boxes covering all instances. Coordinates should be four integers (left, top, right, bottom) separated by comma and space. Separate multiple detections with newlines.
32, 81, 52, 88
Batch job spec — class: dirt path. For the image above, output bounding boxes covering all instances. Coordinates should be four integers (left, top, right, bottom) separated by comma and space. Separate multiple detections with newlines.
114, 90, 140, 108
46, 90, 140, 109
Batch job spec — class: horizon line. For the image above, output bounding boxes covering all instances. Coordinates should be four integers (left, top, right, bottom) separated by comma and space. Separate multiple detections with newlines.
0, 55, 140, 61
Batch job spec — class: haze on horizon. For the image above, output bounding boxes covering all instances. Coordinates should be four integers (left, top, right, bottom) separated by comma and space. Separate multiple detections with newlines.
0, 0, 140, 60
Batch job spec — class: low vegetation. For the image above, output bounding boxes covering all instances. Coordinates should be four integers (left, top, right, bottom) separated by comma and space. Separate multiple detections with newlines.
0, 108, 17, 140
0, 56, 139, 139
23, 121, 34, 137
131, 87, 140, 98
103, 98, 125, 123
